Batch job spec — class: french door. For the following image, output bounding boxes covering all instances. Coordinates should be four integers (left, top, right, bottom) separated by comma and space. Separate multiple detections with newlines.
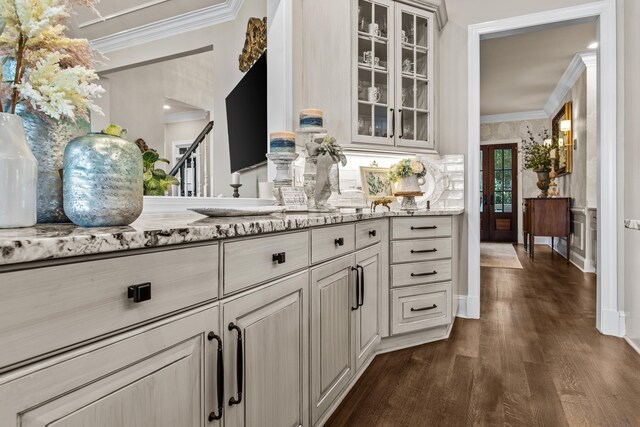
480, 144, 518, 242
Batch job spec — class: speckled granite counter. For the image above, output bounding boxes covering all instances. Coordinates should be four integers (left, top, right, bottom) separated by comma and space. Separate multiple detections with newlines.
0, 209, 464, 266
625, 219, 640, 231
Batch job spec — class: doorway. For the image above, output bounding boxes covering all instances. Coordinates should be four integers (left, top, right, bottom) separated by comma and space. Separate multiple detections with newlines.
480, 144, 518, 242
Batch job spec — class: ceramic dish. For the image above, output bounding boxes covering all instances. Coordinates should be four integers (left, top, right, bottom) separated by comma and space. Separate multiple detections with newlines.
189, 206, 285, 217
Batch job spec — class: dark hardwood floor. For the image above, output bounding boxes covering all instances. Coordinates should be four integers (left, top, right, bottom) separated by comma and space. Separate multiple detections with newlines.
325, 244, 640, 426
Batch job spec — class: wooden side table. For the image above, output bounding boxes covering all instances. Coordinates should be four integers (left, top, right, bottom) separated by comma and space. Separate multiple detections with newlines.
523, 197, 571, 262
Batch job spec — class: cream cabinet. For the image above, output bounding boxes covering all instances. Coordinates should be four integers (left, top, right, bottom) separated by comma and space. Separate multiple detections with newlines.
0, 304, 221, 427
355, 243, 382, 369
222, 272, 309, 427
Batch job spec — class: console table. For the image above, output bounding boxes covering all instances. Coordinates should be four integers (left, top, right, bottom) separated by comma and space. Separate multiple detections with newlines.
523, 197, 571, 261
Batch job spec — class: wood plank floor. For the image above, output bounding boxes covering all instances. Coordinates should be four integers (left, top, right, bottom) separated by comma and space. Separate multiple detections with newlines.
325, 245, 640, 426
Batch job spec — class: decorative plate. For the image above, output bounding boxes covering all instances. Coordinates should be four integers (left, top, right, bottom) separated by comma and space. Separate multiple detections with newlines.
189, 206, 285, 217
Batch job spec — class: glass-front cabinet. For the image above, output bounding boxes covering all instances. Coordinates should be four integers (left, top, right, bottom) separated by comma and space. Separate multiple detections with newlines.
353, 0, 434, 150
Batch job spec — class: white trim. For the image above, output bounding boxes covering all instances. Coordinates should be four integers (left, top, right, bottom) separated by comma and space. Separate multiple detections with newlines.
79, 0, 171, 28
544, 52, 597, 117
456, 295, 468, 318
467, 0, 620, 335
624, 336, 640, 355
90, 0, 245, 53
164, 110, 209, 124
480, 110, 547, 124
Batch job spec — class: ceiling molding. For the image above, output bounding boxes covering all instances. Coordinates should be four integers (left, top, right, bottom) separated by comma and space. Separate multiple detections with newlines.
165, 110, 209, 124
480, 110, 548, 124
90, 0, 244, 53
79, 0, 171, 29
544, 51, 596, 116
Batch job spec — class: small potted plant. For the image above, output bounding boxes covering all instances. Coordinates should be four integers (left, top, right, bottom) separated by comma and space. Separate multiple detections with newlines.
521, 127, 552, 197
388, 158, 427, 194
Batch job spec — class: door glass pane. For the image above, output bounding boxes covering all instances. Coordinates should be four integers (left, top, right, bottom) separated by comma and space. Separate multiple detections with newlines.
504, 149, 512, 169
504, 170, 512, 190
374, 4, 389, 38
494, 150, 503, 170
357, 103, 372, 136
402, 110, 415, 140
495, 192, 503, 213
494, 171, 503, 191
415, 16, 429, 49
416, 111, 428, 141
504, 192, 512, 213
373, 105, 388, 137
401, 12, 414, 45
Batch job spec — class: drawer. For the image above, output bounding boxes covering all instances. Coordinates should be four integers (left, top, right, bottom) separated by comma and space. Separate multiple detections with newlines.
391, 259, 452, 288
223, 231, 309, 295
0, 244, 218, 370
391, 282, 451, 335
391, 217, 452, 240
356, 220, 383, 250
311, 224, 355, 264
391, 238, 452, 264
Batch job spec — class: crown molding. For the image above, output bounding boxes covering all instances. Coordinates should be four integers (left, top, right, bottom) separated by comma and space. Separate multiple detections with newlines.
79, 0, 171, 29
397, 0, 448, 30
544, 51, 596, 116
480, 109, 547, 124
90, 0, 244, 53
165, 110, 209, 124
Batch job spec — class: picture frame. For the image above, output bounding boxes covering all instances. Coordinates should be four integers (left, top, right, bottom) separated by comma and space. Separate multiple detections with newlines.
359, 166, 396, 201
279, 187, 308, 211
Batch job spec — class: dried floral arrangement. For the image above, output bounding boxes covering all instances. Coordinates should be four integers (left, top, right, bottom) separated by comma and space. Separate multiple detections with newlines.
520, 127, 552, 171
387, 158, 427, 182
0, 0, 104, 121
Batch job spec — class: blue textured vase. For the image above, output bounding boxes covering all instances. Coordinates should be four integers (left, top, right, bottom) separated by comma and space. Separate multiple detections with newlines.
63, 133, 143, 227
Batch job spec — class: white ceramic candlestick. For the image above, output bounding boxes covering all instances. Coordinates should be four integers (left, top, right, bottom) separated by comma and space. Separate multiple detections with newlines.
266, 152, 299, 204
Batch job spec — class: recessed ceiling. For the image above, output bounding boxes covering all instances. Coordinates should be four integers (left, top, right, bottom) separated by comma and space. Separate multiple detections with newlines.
68, 0, 226, 40
480, 21, 596, 116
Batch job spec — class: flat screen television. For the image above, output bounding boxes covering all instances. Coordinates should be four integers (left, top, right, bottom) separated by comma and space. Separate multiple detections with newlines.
226, 52, 267, 173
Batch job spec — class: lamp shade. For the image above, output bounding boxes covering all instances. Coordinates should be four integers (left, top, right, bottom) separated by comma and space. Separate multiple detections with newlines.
560, 119, 571, 132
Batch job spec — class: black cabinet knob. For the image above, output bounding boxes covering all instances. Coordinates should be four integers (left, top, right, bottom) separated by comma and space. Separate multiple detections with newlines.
335, 237, 345, 246
128, 283, 151, 303
272, 252, 286, 264
369, 230, 377, 237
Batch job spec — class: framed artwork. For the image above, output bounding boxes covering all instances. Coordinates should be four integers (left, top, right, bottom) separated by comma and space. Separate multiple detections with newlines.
552, 101, 573, 176
359, 166, 395, 201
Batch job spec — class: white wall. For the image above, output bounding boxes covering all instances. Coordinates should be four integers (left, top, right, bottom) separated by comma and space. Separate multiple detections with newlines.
623, 0, 640, 347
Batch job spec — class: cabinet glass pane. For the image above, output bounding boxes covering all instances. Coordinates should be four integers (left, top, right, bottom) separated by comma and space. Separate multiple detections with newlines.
416, 16, 429, 49
416, 111, 428, 141
358, 38, 373, 66
374, 39, 388, 71
358, 0, 372, 33
374, 4, 389, 38
401, 109, 415, 140
401, 12, 414, 45
401, 77, 414, 108
374, 105, 389, 137
415, 51, 428, 78
358, 103, 372, 136
374, 72, 388, 105
416, 79, 428, 111
357, 69, 372, 102
401, 47, 413, 75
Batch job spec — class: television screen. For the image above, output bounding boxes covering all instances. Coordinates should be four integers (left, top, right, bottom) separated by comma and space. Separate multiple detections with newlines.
226, 52, 267, 173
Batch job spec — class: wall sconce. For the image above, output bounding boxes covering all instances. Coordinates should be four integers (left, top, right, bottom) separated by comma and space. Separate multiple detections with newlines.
560, 119, 572, 132
543, 138, 552, 146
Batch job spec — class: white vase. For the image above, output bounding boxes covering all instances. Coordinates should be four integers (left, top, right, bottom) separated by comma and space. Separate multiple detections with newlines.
0, 113, 37, 228
394, 174, 425, 193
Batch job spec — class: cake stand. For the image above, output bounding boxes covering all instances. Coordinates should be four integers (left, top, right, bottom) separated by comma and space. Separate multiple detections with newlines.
394, 191, 424, 212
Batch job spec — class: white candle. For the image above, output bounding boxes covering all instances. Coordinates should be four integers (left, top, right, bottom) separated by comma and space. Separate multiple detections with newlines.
231, 172, 240, 185
550, 148, 557, 159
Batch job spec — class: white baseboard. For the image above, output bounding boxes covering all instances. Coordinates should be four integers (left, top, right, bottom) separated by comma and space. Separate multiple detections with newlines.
619, 312, 627, 336
599, 309, 624, 337
466, 295, 480, 319
624, 336, 640, 355
456, 295, 468, 318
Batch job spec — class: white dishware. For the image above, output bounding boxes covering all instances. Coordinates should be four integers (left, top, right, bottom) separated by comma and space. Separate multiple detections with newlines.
401, 30, 409, 44
367, 87, 381, 103
374, 57, 380, 67
368, 23, 381, 37
363, 51, 374, 65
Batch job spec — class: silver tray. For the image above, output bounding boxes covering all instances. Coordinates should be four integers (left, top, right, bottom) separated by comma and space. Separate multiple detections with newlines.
189, 206, 285, 217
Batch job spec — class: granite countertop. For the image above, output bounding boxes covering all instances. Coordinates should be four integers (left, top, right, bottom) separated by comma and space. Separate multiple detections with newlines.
0, 208, 464, 267
625, 219, 640, 231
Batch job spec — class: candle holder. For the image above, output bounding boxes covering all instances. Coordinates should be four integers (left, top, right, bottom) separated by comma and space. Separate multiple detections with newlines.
230, 184, 242, 198
395, 191, 424, 211
548, 155, 559, 198
266, 152, 299, 204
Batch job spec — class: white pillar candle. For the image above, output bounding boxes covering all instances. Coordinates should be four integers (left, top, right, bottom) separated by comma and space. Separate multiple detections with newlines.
550, 148, 557, 159
231, 172, 240, 185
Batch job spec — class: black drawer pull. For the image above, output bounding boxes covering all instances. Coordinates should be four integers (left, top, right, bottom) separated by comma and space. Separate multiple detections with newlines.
351, 267, 360, 311
335, 237, 345, 246
411, 226, 438, 230
127, 283, 151, 303
411, 271, 438, 277
411, 248, 438, 254
228, 323, 243, 406
207, 332, 223, 421
369, 230, 377, 237
272, 252, 286, 264
411, 304, 438, 312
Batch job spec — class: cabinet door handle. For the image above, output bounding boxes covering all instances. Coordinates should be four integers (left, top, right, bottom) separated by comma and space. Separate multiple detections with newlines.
351, 267, 360, 311
398, 109, 404, 139
411, 225, 437, 230
207, 332, 224, 421
390, 108, 395, 138
357, 265, 365, 307
411, 304, 437, 312
228, 323, 243, 406
335, 237, 345, 246
411, 271, 438, 277
127, 283, 151, 303
369, 230, 377, 237
411, 248, 438, 254
272, 252, 286, 264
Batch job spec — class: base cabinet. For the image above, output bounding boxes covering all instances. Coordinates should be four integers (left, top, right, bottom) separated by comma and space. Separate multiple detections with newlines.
222, 272, 309, 427
0, 304, 220, 427
355, 243, 381, 369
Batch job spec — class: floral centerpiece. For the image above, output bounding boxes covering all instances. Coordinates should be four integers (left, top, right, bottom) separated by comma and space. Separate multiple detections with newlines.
388, 158, 427, 194
520, 127, 552, 197
0, 0, 105, 224
305, 134, 347, 209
